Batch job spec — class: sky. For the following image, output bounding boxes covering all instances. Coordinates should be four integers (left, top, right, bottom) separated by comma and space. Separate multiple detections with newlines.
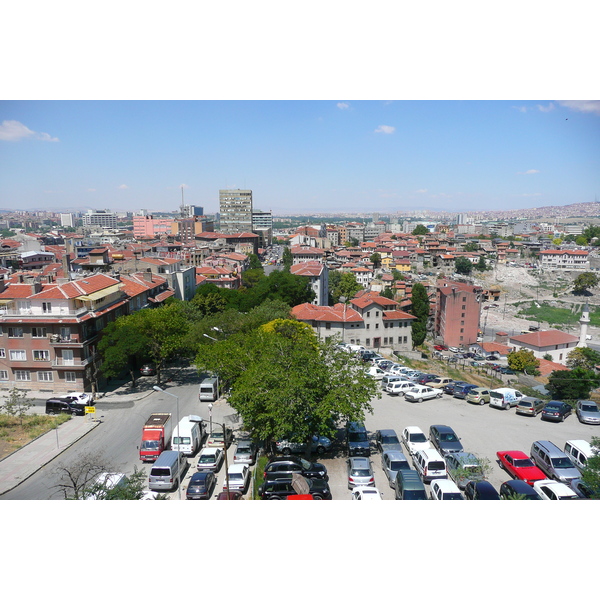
1, 99, 599, 216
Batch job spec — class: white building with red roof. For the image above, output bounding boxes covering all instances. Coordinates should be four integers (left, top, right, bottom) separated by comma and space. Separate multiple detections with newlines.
292, 292, 415, 352
538, 249, 589, 270
509, 329, 580, 365
290, 260, 328, 305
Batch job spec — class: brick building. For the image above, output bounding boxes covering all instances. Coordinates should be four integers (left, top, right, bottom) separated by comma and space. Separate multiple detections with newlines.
435, 280, 482, 348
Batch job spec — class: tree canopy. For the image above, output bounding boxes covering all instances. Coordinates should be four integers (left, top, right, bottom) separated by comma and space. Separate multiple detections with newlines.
194, 325, 378, 450
507, 348, 540, 374
329, 271, 362, 305
412, 224, 428, 235
566, 346, 600, 371
410, 282, 429, 347
546, 367, 600, 400
573, 272, 599, 295
454, 256, 473, 275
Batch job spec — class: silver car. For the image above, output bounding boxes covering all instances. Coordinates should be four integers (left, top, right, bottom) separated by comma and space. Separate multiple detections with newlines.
381, 450, 411, 487
576, 400, 600, 425
196, 447, 224, 473
346, 456, 375, 489
445, 451, 486, 490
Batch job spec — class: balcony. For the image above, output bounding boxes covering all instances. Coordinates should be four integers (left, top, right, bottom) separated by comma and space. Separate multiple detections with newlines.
52, 356, 93, 369
0, 306, 89, 318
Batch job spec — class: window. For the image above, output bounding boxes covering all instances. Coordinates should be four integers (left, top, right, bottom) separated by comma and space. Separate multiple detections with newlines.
366, 311, 371, 318
366, 339, 371, 346
9, 350, 26, 361
8, 327, 23, 338
32, 327, 47, 338
0, 349, 4, 358
42, 302, 52, 314
65, 372, 77, 383
375, 323, 379, 329
403, 336, 407, 344
375, 311, 379, 317
33, 350, 50, 361
0, 370, 8, 381
325, 323, 331, 330
384, 337, 388, 344
366, 324, 370, 329
389, 323, 393, 328
15, 371, 31, 382
38, 371, 53, 382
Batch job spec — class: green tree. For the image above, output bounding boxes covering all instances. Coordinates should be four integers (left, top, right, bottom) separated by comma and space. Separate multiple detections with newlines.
546, 367, 600, 400
194, 330, 378, 452
410, 282, 429, 348
282, 246, 293, 270
412, 224, 428, 236
241, 268, 264, 288
454, 256, 473, 275
507, 348, 540, 374
573, 272, 599, 295
1, 388, 33, 426
566, 346, 600, 371
580, 436, 600, 499
330, 271, 362, 305
0, 229, 16, 238
583, 225, 600, 245
392, 269, 405, 281
575, 235, 588, 246
463, 241, 480, 252
190, 289, 229, 316
370, 252, 382, 268
474, 255, 488, 272
380, 288, 394, 300
247, 253, 262, 270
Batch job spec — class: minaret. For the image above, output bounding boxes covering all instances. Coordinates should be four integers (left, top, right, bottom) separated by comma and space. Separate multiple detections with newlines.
578, 303, 590, 347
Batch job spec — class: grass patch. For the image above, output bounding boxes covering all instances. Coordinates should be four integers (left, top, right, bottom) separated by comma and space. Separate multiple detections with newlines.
0, 413, 71, 460
252, 454, 269, 500
516, 301, 600, 327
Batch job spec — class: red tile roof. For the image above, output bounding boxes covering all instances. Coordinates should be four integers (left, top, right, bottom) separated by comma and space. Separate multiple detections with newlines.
510, 330, 579, 347
291, 302, 363, 323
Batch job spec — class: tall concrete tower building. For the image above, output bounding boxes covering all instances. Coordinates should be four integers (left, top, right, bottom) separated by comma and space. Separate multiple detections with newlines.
219, 189, 253, 234
578, 303, 590, 347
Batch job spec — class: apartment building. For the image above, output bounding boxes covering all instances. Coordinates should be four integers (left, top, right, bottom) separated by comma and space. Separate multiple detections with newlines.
290, 260, 329, 306
219, 189, 253, 234
435, 280, 482, 347
538, 249, 590, 270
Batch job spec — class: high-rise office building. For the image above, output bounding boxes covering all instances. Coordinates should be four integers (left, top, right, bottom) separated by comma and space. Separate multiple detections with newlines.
219, 189, 253, 234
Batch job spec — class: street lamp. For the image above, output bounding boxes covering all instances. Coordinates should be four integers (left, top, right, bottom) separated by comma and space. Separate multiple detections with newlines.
208, 403, 213, 434
203, 333, 217, 342
153, 385, 182, 500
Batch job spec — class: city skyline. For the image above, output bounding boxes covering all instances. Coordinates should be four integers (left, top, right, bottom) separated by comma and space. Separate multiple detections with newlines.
1, 100, 599, 216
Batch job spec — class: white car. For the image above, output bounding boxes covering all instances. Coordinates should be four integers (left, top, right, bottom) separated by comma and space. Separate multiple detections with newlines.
386, 381, 416, 396
206, 427, 233, 448
401, 426, 431, 457
224, 464, 250, 493
60, 392, 92, 405
533, 479, 580, 500
366, 366, 386, 380
404, 385, 443, 403
351, 486, 382, 500
430, 479, 464, 500
448, 347, 460, 353
196, 447, 224, 472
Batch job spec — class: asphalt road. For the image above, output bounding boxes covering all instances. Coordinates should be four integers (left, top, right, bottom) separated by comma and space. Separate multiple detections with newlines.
4, 375, 599, 500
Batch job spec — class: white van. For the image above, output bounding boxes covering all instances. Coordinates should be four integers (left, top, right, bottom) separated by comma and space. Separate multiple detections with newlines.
413, 448, 447, 483
148, 450, 188, 491
171, 415, 206, 456
198, 377, 219, 402
386, 381, 416, 396
564, 440, 594, 472
489, 387, 523, 410
381, 374, 403, 389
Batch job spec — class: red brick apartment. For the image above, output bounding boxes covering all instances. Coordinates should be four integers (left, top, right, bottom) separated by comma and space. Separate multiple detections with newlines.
435, 280, 482, 348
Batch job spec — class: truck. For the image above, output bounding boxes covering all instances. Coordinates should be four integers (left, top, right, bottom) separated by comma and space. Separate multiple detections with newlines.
171, 415, 206, 456
139, 413, 173, 462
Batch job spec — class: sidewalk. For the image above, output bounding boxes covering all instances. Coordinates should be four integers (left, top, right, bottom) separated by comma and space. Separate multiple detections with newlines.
0, 363, 195, 497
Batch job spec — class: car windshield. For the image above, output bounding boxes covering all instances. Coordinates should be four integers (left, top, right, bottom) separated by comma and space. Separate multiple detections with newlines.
551, 457, 574, 468
141, 440, 160, 450
404, 490, 427, 499
211, 432, 224, 439
514, 458, 534, 468
349, 432, 368, 442
390, 460, 409, 471
583, 404, 599, 412
173, 437, 191, 445
352, 468, 371, 477
229, 473, 243, 480
409, 433, 427, 443
445, 493, 464, 500
382, 436, 400, 444
198, 455, 216, 464
441, 433, 458, 442
299, 458, 312, 470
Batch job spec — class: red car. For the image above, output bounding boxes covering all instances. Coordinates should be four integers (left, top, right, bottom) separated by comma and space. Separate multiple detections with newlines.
434, 345, 447, 351
496, 450, 546, 485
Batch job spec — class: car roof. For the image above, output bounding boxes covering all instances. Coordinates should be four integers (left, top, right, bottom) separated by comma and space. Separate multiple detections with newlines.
500, 450, 528, 459
432, 479, 460, 491
378, 428, 398, 436
431, 424, 454, 433
404, 425, 424, 433
228, 464, 248, 473
191, 471, 210, 480
503, 479, 535, 491
449, 451, 478, 464
349, 456, 370, 467
383, 450, 408, 461
200, 447, 219, 455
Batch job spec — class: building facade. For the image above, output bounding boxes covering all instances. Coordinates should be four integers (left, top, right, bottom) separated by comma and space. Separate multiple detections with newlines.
435, 280, 482, 347
219, 189, 253, 234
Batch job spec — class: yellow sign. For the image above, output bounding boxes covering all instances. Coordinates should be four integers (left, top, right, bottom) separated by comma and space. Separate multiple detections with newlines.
85, 406, 96, 414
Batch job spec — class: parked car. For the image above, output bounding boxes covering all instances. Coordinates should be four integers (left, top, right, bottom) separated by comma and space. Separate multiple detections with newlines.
375, 429, 402, 453
216, 490, 244, 500
568, 478, 596, 499
445, 451, 486, 489
496, 450, 547, 485
346, 456, 375, 489
453, 383, 479, 399
376, 360, 395, 371
366, 366, 386, 380
401, 426, 431, 457
465, 387, 491, 405
415, 373, 438, 385
186, 471, 216, 500
464, 480, 501, 500
433, 345, 447, 351
443, 381, 467, 395
386, 380, 417, 396
541, 401, 572, 422
45, 398, 86, 416
576, 400, 600, 425
258, 477, 332, 500
346, 421, 370, 456
140, 364, 156, 376
404, 385, 443, 403
428, 377, 454, 389
206, 427, 233, 448
223, 464, 250, 493
264, 456, 328, 481
515, 397, 546, 416
429, 479, 464, 500
233, 440, 257, 465
533, 479, 579, 500
351, 486, 382, 500
448, 347, 460, 353
381, 450, 411, 487
499, 479, 542, 500
275, 435, 332, 456
196, 447, 224, 473
59, 392, 93, 406
429, 424, 463, 456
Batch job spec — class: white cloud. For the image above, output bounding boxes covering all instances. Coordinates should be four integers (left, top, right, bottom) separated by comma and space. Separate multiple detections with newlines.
536, 103, 555, 113
87, 188, 97, 192
415, 189, 428, 194
558, 100, 600, 116
0, 119, 59, 142
118, 184, 129, 189
517, 169, 540, 175
374, 125, 395, 134
336, 102, 350, 110
513, 105, 528, 113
